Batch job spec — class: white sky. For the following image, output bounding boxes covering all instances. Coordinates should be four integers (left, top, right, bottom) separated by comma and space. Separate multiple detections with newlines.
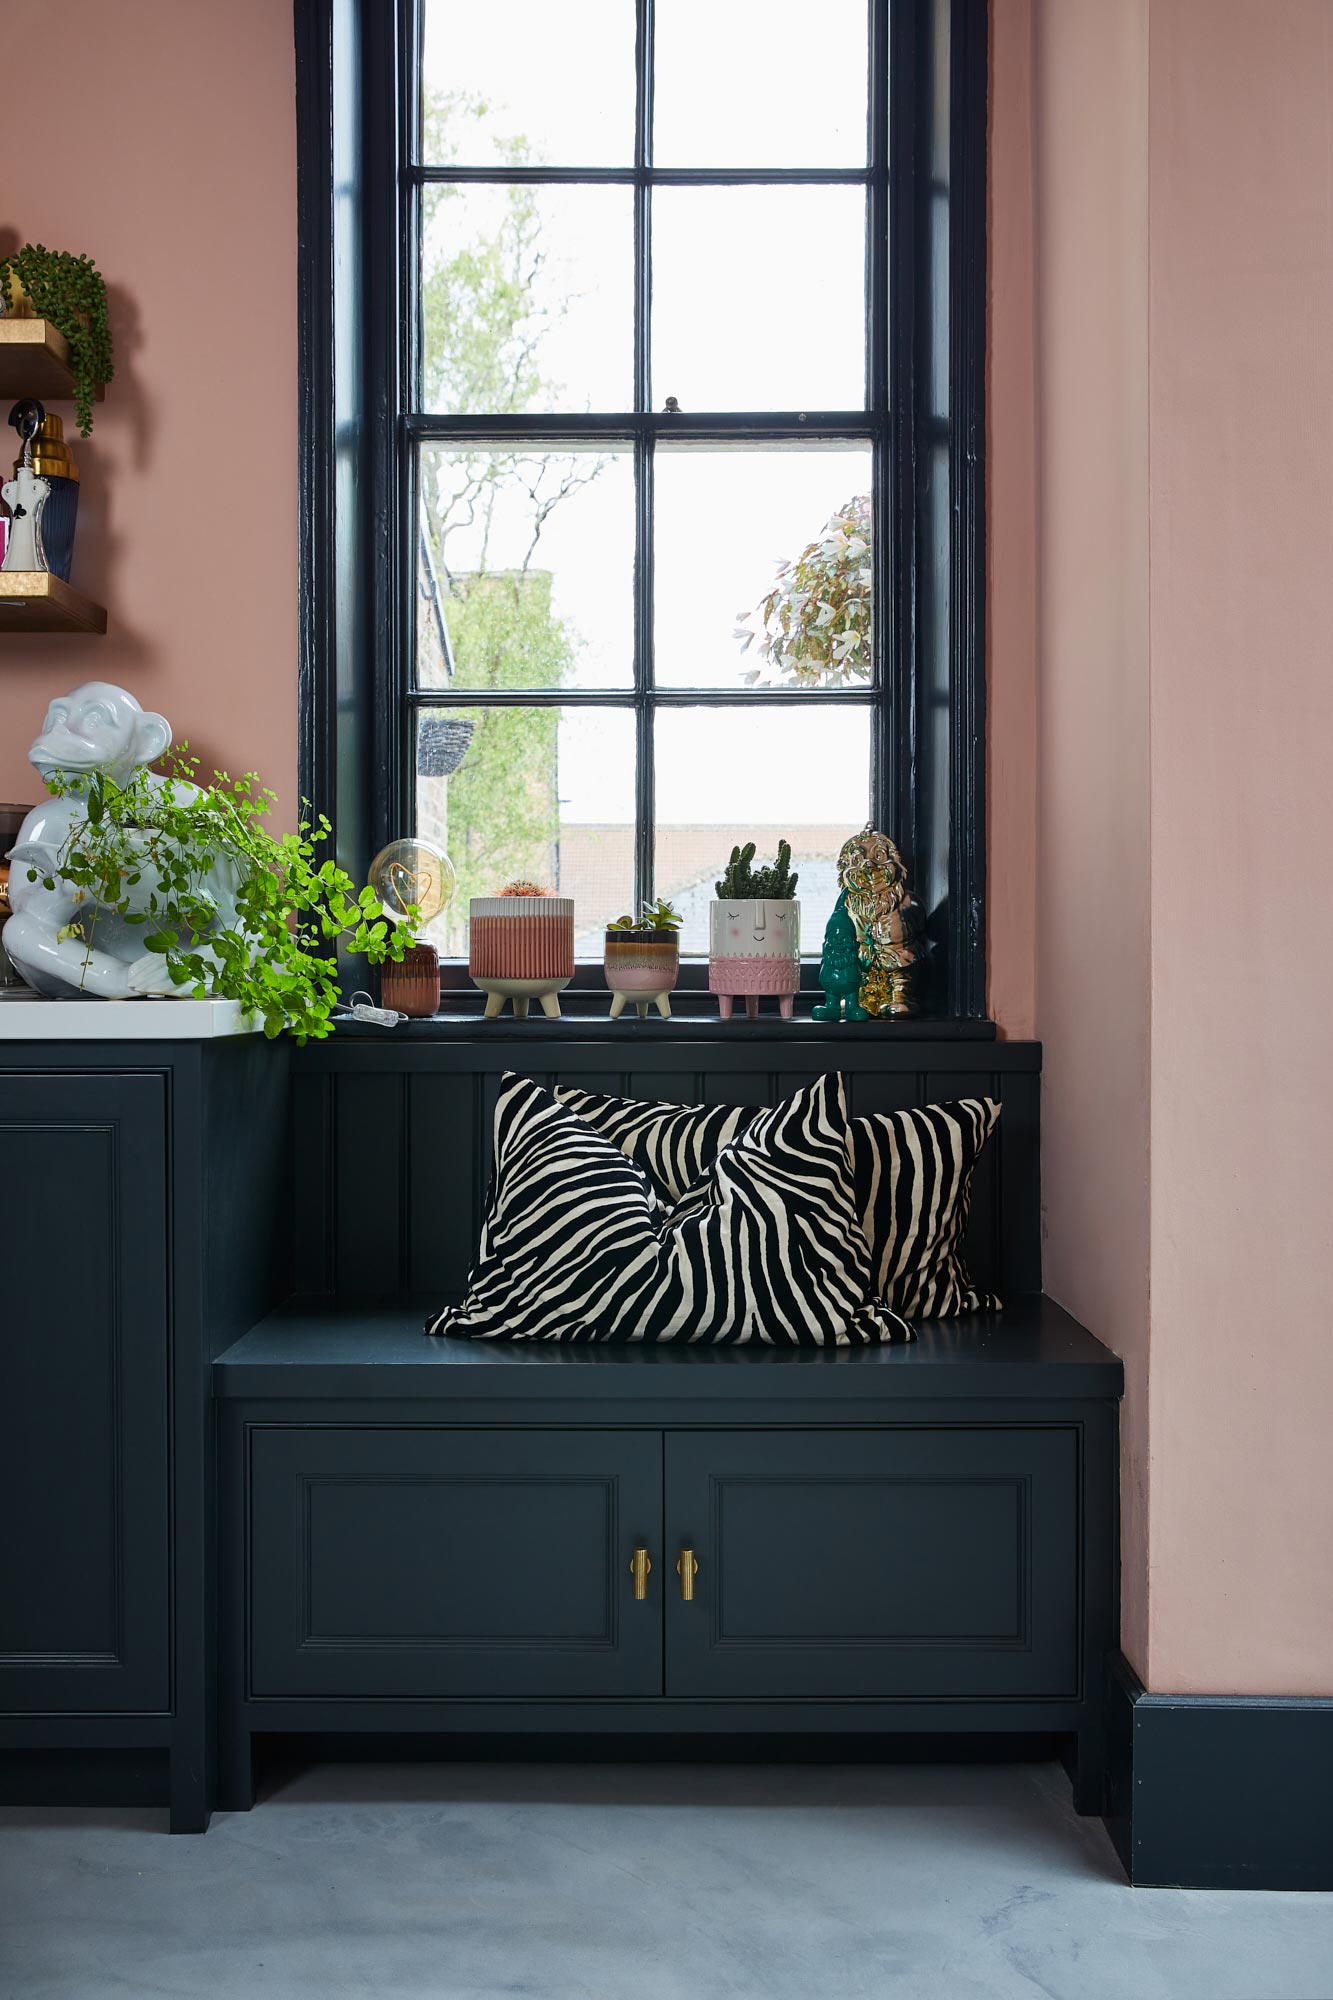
420, 0, 874, 832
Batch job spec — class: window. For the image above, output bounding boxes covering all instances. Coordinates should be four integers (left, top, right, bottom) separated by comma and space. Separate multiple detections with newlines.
297, 0, 986, 1013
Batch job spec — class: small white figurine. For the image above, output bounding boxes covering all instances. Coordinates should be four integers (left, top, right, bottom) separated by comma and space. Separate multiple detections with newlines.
3, 681, 238, 999
2, 398, 51, 573
1, 460, 49, 572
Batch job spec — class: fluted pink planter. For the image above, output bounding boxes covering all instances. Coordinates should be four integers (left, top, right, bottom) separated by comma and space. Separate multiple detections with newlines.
469, 896, 574, 1020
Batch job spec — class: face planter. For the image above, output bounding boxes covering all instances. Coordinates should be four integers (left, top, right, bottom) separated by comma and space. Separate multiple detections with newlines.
708, 898, 801, 1019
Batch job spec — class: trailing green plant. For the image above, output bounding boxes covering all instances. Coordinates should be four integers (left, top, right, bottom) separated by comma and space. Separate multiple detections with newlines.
715, 840, 799, 901
0, 244, 114, 439
606, 897, 682, 934
30, 755, 410, 1042
735, 494, 871, 688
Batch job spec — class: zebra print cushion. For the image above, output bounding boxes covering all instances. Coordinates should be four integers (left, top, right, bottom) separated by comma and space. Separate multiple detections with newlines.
430, 1071, 908, 1346
854, 1099, 1000, 1316
556, 1084, 1000, 1318
551, 1088, 756, 1205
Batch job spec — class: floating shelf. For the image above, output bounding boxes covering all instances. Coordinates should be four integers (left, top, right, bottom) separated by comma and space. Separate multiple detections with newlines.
0, 571, 106, 634
0, 318, 104, 404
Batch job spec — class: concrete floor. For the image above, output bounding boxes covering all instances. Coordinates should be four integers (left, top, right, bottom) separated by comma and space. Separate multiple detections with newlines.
2, 1760, 1332, 2000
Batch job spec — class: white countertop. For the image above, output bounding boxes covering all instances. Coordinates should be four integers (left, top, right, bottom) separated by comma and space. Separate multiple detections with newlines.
0, 993, 263, 1040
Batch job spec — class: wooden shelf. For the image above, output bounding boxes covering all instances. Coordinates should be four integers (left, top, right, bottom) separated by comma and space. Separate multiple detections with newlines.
0, 571, 106, 634
0, 318, 104, 404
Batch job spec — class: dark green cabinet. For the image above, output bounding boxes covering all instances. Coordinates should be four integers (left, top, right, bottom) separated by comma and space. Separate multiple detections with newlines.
243, 1422, 1080, 1707
663, 1429, 1078, 1700
249, 1428, 664, 1699
1, 1038, 289, 1831
0, 1073, 169, 1715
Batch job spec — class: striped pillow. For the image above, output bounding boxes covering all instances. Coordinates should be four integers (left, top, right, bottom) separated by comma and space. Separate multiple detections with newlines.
556, 1084, 1000, 1319
430, 1071, 908, 1346
853, 1099, 1000, 1316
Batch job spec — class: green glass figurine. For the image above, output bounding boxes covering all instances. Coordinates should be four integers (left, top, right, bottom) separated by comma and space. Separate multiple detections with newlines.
813, 891, 868, 1022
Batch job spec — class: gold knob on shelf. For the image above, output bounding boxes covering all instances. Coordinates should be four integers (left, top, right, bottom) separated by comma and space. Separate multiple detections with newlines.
630, 1545, 652, 1600
676, 1549, 698, 1601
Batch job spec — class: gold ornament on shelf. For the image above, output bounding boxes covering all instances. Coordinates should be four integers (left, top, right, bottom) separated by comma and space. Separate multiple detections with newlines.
836, 823, 926, 1018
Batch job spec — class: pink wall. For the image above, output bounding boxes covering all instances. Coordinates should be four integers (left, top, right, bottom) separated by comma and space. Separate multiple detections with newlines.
1029, 0, 1154, 1676
1147, 0, 1333, 1694
986, 0, 1039, 1040
1004, 0, 1333, 1693
0, 0, 297, 814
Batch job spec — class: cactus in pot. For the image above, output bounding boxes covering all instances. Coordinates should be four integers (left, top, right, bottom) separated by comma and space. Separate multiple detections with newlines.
709, 840, 801, 1020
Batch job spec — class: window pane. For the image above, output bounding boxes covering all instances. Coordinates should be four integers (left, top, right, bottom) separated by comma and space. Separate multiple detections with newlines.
651, 187, 866, 411
416, 706, 636, 957
418, 446, 634, 692
653, 0, 868, 167
421, 184, 633, 414
420, 1, 635, 167
654, 446, 873, 689
653, 706, 873, 956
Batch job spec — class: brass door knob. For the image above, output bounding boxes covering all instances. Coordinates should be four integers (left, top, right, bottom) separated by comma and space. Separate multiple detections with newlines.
676, 1549, 699, 1601
630, 1545, 652, 1600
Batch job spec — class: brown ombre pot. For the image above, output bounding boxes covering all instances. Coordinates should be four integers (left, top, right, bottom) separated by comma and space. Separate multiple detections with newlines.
603, 928, 680, 1020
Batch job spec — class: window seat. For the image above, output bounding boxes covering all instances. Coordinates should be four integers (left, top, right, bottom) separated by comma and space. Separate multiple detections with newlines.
213, 1292, 1122, 1401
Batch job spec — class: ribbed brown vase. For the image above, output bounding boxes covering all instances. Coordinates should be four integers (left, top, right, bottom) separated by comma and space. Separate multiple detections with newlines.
382, 939, 440, 1018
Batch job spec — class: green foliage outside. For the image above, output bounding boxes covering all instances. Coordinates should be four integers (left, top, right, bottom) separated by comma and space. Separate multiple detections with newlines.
418, 89, 608, 941
433, 572, 568, 920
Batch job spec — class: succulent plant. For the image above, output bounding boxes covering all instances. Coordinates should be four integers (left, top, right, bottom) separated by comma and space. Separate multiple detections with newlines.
607, 898, 682, 934
496, 879, 548, 897
715, 839, 798, 901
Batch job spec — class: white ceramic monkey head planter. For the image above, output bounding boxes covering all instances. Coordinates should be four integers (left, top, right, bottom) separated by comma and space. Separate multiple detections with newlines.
3, 682, 187, 1000
29, 681, 172, 792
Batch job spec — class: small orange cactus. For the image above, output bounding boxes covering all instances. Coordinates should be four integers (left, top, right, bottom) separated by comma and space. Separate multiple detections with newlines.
496, 879, 548, 897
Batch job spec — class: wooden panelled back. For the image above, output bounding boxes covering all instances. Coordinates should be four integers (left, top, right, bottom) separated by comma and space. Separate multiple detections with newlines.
291, 1034, 1042, 1304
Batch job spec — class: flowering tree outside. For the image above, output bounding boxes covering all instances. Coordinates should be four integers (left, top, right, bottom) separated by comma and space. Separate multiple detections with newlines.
735, 494, 872, 688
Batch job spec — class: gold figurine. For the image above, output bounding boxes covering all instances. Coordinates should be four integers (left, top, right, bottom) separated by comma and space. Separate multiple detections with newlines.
836, 823, 926, 1018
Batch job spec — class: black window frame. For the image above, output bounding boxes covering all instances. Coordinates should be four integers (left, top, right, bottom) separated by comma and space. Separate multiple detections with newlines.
296, 0, 988, 1018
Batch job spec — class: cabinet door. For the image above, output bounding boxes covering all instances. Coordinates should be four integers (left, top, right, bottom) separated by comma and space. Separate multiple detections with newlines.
664, 1429, 1078, 1700
0, 1073, 169, 1714
250, 1428, 664, 1699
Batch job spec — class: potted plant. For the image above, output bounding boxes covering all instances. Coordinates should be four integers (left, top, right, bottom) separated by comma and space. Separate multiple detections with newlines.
604, 898, 682, 1019
468, 880, 574, 1020
12, 756, 410, 1040
710, 840, 801, 1020
0, 245, 114, 439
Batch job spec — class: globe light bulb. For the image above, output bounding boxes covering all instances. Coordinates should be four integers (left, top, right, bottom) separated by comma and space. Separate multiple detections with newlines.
367, 839, 455, 928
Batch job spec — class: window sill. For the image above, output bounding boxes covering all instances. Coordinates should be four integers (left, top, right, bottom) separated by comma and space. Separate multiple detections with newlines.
333, 1006, 997, 1044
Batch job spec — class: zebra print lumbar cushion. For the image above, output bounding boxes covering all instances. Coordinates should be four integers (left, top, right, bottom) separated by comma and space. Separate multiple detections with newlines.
555, 1084, 1000, 1318
430, 1071, 908, 1346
